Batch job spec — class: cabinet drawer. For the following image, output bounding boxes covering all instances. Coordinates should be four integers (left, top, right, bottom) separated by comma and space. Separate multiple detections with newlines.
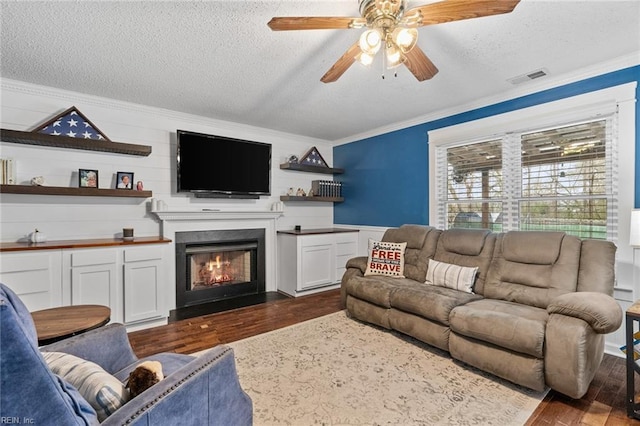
300, 234, 335, 248
71, 249, 117, 267
335, 232, 358, 243
124, 246, 164, 263
1, 252, 52, 272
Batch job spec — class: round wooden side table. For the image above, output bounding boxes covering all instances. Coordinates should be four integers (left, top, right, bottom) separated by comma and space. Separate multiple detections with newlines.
31, 305, 111, 346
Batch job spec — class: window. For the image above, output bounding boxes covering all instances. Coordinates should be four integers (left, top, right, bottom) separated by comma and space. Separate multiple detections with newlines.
435, 118, 615, 240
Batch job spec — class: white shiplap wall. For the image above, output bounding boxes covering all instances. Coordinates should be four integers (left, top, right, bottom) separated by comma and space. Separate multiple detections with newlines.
0, 79, 337, 242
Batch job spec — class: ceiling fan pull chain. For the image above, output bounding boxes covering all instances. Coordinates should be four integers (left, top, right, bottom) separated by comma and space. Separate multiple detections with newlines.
381, 47, 386, 79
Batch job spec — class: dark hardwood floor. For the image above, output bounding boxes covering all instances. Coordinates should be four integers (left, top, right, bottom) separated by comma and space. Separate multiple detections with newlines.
127, 289, 638, 425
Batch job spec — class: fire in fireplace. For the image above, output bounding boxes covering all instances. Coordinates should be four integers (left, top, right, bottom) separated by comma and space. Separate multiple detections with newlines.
188, 244, 252, 290
175, 229, 266, 309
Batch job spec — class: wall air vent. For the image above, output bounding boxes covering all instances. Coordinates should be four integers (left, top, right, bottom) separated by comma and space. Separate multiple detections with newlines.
508, 68, 549, 85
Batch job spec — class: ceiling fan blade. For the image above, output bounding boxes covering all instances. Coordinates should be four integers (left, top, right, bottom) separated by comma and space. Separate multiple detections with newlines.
268, 17, 366, 31
403, 0, 520, 27
320, 42, 362, 83
403, 46, 439, 81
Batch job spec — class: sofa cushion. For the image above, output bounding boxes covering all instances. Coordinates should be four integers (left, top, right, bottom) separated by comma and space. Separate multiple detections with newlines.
383, 225, 441, 282
433, 229, 495, 295
390, 284, 482, 325
484, 232, 581, 308
364, 239, 407, 278
440, 228, 492, 256
344, 275, 415, 308
43, 351, 128, 421
502, 231, 564, 265
425, 259, 478, 293
449, 299, 548, 358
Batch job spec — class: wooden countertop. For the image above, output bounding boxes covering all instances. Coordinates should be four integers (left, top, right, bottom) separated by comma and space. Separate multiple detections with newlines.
0, 236, 171, 252
277, 228, 359, 236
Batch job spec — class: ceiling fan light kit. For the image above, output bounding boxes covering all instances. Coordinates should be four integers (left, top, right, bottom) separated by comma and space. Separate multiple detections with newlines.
267, 0, 521, 83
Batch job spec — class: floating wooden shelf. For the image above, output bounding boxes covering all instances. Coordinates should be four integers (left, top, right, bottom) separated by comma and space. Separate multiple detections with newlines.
0, 128, 152, 156
0, 184, 152, 198
280, 195, 344, 203
279, 163, 343, 174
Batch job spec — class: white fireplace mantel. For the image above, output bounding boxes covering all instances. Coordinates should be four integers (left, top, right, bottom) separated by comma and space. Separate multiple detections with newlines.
153, 210, 283, 222
153, 209, 283, 312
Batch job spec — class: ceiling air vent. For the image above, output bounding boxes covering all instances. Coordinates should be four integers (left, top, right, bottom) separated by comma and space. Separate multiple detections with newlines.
508, 68, 549, 85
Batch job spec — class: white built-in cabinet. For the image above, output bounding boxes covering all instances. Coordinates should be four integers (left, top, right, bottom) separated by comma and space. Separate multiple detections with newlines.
0, 250, 63, 310
66, 248, 120, 320
0, 238, 170, 328
122, 246, 165, 323
277, 228, 358, 297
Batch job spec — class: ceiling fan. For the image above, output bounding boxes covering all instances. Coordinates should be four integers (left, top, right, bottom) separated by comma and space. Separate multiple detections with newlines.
268, 0, 520, 83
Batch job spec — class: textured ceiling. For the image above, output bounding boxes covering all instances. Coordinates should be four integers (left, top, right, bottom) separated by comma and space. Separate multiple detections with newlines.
1, 1, 639, 142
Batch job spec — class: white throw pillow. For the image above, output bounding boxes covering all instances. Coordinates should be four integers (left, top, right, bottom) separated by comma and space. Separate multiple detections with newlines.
364, 239, 407, 278
425, 259, 478, 293
42, 351, 129, 421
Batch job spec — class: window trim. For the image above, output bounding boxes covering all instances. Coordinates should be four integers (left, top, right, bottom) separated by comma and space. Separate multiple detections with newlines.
428, 82, 636, 248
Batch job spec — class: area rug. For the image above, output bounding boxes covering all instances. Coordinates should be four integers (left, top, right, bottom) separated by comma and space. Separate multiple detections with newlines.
225, 311, 547, 425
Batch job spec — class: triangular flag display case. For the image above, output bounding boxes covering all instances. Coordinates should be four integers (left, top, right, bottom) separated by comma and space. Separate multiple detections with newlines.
299, 146, 328, 168
279, 146, 344, 174
33, 106, 111, 141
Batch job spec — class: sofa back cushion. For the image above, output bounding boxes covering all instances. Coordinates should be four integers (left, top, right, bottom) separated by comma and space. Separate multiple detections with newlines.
578, 239, 616, 295
0, 283, 99, 424
484, 231, 581, 308
433, 228, 496, 295
382, 225, 441, 282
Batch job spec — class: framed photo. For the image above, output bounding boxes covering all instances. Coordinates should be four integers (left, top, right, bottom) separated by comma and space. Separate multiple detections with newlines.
116, 171, 134, 190
78, 169, 99, 188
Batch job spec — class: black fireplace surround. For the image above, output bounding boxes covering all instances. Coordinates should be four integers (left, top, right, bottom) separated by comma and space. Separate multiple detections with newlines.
175, 228, 266, 309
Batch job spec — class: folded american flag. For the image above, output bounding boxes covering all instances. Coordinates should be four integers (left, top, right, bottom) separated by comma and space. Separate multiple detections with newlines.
300, 146, 328, 167
34, 106, 110, 141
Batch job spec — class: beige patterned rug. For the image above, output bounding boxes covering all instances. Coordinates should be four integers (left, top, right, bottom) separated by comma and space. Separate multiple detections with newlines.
226, 311, 547, 425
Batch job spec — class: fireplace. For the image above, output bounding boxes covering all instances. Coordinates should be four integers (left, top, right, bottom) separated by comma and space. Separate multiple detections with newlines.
175, 229, 266, 309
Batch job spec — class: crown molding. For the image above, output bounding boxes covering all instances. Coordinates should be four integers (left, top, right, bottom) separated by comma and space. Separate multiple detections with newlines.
334, 52, 640, 146
0, 78, 331, 146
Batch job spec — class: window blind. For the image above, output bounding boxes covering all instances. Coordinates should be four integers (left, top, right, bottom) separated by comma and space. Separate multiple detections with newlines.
437, 115, 616, 240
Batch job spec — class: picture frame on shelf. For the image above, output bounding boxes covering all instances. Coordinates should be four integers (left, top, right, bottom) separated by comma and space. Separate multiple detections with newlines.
116, 171, 134, 190
78, 169, 98, 188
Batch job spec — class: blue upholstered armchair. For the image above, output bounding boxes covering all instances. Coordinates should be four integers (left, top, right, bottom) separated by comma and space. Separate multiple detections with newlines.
0, 283, 253, 425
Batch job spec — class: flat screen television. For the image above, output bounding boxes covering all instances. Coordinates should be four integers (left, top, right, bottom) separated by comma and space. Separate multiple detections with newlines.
177, 130, 271, 199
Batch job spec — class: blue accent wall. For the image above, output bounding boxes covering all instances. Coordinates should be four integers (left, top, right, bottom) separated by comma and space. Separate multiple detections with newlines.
333, 65, 640, 227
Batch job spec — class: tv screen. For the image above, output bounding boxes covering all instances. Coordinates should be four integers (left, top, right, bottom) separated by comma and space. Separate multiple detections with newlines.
177, 130, 271, 198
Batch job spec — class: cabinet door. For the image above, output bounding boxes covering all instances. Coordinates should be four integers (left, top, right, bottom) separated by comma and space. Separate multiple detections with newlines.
69, 249, 120, 322
300, 236, 335, 290
0, 250, 63, 311
123, 246, 164, 324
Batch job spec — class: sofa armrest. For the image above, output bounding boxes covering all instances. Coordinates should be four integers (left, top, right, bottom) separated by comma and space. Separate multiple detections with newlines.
341, 256, 367, 308
41, 323, 138, 374
346, 256, 368, 274
547, 292, 622, 333
103, 345, 252, 426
